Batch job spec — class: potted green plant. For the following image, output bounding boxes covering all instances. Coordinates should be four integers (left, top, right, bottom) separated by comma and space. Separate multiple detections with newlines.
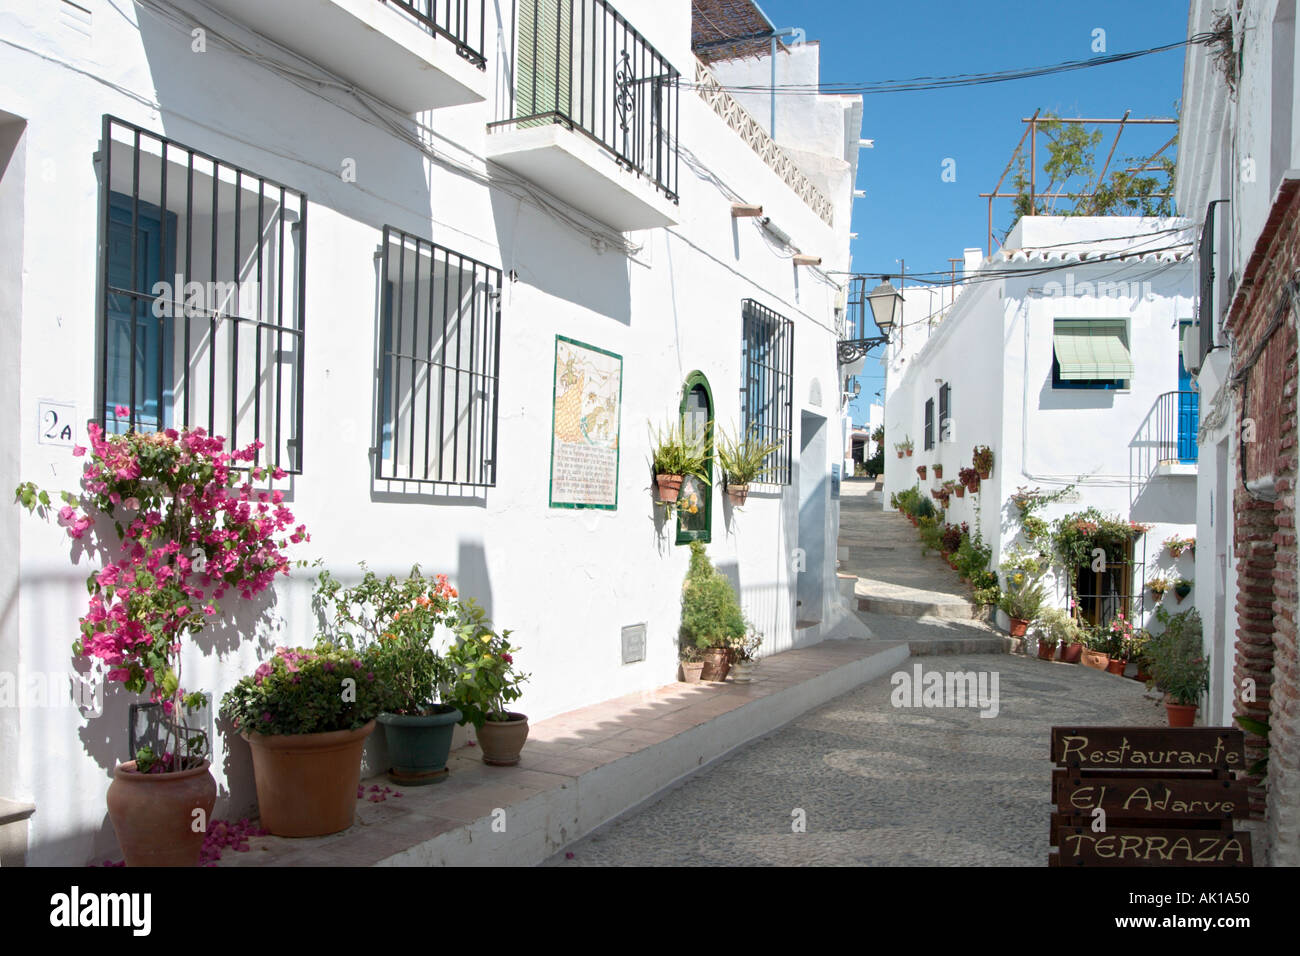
973, 445, 994, 479
916, 464, 927, 480
1080, 626, 1111, 671
220, 643, 385, 837
958, 466, 980, 494
1164, 535, 1195, 559
650, 418, 710, 505
933, 463, 944, 480
680, 542, 746, 681
1101, 613, 1134, 675
14, 416, 307, 866
1174, 577, 1193, 602
997, 580, 1045, 637
716, 426, 781, 506
1036, 608, 1081, 661
1147, 575, 1170, 599
895, 437, 914, 458
1144, 607, 1209, 726
446, 600, 530, 766
315, 565, 462, 785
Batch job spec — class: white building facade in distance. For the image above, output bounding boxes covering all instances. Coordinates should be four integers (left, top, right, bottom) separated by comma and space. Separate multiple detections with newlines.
0, 0, 864, 864
884, 217, 1197, 633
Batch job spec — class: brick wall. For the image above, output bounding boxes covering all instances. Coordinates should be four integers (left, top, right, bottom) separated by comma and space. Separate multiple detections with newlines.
1225, 183, 1300, 865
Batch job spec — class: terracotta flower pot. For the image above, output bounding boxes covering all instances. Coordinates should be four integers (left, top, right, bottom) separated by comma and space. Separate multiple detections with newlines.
933, 466, 943, 479
905, 449, 913, 457
243, 721, 375, 837
700, 646, 732, 682
955, 486, 965, 498
680, 661, 704, 683
896, 451, 904, 459
1081, 649, 1110, 671
1036, 641, 1056, 660
1008, 617, 1029, 637
978, 469, 990, 480
1060, 642, 1084, 664
726, 483, 749, 506
1106, 658, 1127, 676
1166, 700, 1198, 727
1135, 669, 1152, 683
655, 474, 683, 502
917, 466, 927, 479
106, 759, 217, 867
477, 713, 529, 766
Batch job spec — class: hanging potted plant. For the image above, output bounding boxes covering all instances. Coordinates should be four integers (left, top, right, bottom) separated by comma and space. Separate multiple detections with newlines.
954, 481, 966, 498
681, 542, 746, 682
1147, 575, 1170, 600
1173, 577, 1193, 602
932, 464, 944, 480
446, 601, 530, 766
895, 437, 914, 458
1164, 534, 1194, 559
916, 464, 927, 480
958, 466, 980, 494
716, 426, 780, 507
315, 565, 462, 786
973, 445, 994, 480
221, 643, 384, 836
650, 418, 710, 506
14, 414, 307, 865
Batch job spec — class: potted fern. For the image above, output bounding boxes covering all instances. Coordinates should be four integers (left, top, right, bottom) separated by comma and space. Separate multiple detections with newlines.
716, 426, 781, 506
650, 418, 710, 505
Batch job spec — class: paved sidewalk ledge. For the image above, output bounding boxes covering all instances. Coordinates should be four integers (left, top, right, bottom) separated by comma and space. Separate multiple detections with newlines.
219, 638, 909, 867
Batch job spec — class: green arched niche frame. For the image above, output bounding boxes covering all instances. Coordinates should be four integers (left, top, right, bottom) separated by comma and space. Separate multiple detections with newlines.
676, 371, 714, 545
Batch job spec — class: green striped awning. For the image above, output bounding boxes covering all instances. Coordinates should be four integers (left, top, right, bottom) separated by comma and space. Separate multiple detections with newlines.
1053, 319, 1133, 381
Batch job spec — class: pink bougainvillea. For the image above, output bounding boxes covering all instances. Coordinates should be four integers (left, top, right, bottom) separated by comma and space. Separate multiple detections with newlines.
15, 423, 309, 770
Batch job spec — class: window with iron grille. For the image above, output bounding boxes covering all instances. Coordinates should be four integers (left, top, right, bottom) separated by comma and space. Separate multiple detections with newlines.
376, 226, 502, 487
98, 116, 307, 472
740, 299, 793, 485
923, 398, 934, 450
938, 382, 951, 443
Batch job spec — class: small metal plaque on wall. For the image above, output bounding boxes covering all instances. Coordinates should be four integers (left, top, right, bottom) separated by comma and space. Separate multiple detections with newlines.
621, 623, 646, 664
832, 464, 841, 499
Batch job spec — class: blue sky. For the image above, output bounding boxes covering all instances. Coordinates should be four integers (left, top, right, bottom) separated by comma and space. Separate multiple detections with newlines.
756, 0, 1191, 425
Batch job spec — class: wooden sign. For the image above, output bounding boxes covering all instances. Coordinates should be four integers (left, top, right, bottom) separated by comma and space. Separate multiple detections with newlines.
1055, 827, 1252, 867
1055, 775, 1249, 820
1051, 727, 1245, 770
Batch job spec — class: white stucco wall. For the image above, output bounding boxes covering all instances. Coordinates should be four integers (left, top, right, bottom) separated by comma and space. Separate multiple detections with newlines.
0, 0, 861, 863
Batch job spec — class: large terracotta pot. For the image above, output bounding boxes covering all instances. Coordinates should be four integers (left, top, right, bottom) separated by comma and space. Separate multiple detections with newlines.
1106, 658, 1127, 676
655, 474, 683, 502
1036, 641, 1056, 660
477, 713, 529, 766
1008, 617, 1029, 637
106, 759, 217, 867
243, 721, 375, 837
378, 706, 462, 785
1081, 649, 1110, 671
1059, 642, 1084, 664
1166, 700, 1198, 727
700, 646, 731, 682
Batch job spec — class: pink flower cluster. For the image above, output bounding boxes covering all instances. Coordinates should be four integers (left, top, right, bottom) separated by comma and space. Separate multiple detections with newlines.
65, 421, 309, 706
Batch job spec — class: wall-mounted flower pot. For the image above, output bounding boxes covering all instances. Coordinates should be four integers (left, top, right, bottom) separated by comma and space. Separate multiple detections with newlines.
977, 469, 991, 480
1174, 583, 1192, 602
725, 483, 749, 506
896, 451, 904, 459
932, 465, 943, 479
905, 448, 913, 457
655, 474, 683, 502
955, 485, 965, 498
916, 466, 927, 479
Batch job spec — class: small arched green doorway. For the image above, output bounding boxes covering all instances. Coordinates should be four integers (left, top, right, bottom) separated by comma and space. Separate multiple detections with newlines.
676, 371, 713, 545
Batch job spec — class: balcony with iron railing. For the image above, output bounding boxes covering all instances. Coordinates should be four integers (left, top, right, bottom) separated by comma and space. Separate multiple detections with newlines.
202, 0, 489, 111
485, 0, 681, 232
1132, 390, 1200, 478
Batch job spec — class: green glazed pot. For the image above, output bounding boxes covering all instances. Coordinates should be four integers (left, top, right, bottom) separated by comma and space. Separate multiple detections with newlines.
377, 705, 462, 785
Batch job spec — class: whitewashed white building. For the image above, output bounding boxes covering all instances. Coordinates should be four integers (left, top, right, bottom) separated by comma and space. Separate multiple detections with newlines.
0, 0, 865, 864
883, 217, 1198, 631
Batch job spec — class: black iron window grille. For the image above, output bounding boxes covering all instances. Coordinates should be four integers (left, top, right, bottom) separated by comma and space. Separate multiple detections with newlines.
376, 226, 503, 487
491, 0, 680, 201
98, 116, 307, 473
938, 382, 951, 443
387, 0, 488, 68
741, 299, 793, 486
923, 398, 934, 451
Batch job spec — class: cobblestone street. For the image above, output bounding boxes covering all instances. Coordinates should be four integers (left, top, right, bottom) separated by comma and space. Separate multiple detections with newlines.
547, 652, 1159, 866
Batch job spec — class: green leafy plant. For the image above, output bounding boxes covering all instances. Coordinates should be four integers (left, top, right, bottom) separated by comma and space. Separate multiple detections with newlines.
716, 425, 781, 486
445, 599, 528, 729
1234, 714, 1269, 776
894, 437, 913, 454
679, 542, 746, 657
998, 580, 1046, 622
1036, 607, 1084, 651
313, 564, 458, 715
1051, 508, 1133, 571
1144, 607, 1210, 705
649, 418, 711, 482
972, 445, 994, 475
219, 644, 387, 737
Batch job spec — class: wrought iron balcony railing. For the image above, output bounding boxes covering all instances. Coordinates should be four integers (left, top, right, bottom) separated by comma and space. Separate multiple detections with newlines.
388, 0, 488, 68
1151, 389, 1200, 468
491, 0, 680, 201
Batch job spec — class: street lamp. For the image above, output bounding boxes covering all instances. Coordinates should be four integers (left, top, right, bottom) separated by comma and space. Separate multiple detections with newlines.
865, 280, 902, 336
837, 277, 901, 365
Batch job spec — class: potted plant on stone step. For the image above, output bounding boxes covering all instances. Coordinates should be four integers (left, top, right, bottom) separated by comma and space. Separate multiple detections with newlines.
221, 642, 385, 837
728, 625, 764, 682
997, 580, 1045, 638
316, 564, 462, 786
716, 425, 781, 507
681, 542, 746, 682
15, 416, 308, 866
446, 600, 530, 766
650, 417, 710, 507
973, 445, 994, 480
1036, 608, 1079, 662
1144, 607, 1209, 727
